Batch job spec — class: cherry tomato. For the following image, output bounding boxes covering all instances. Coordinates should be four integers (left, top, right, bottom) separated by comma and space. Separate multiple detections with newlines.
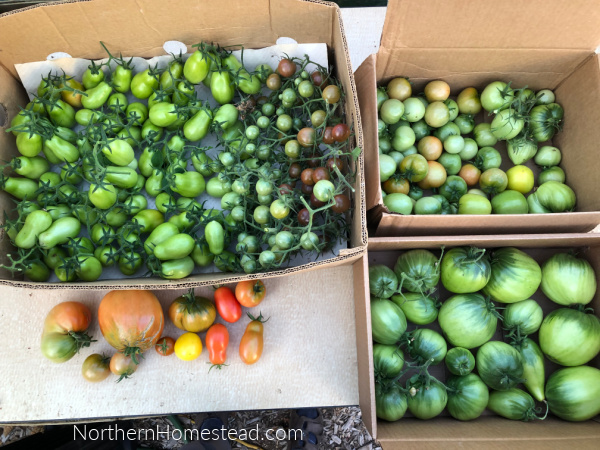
110, 353, 137, 381
310, 192, 326, 208
297, 208, 311, 226
239, 313, 267, 365
270, 199, 290, 219
301, 183, 313, 196
313, 180, 335, 202
266, 73, 282, 90
174, 332, 203, 361
312, 166, 330, 183
326, 157, 345, 174
322, 85, 341, 104
297, 127, 316, 147
301, 168, 315, 186
155, 337, 175, 356
332, 194, 351, 213
206, 324, 229, 367
311, 71, 328, 88
235, 280, 266, 308
332, 123, 350, 142
214, 286, 242, 323
277, 58, 296, 78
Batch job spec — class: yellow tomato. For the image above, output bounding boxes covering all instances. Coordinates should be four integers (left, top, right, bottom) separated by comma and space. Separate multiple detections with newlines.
174, 332, 203, 361
506, 165, 534, 194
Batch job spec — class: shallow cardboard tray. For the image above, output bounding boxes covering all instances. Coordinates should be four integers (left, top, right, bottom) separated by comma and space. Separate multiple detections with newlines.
355, 0, 600, 236
0, 259, 374, 423
0, 0, 367, 288
361, 234, 600, 447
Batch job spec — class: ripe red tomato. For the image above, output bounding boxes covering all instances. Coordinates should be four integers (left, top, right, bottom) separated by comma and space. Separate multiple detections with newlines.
235, 280, 266, 308
214, 286, 242, 323
206, 323, 229, 367
322, 127, 334, 145
277, 58, 296, 78
332, 123, 350, 142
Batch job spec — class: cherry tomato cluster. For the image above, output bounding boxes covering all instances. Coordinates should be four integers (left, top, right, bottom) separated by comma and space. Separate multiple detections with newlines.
156, 280, 268, 367
378, 78, 574, 216
2, 41, 357, 282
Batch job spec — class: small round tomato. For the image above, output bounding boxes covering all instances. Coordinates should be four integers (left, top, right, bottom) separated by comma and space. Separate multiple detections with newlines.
310, 192, 326, 208
327, 157, 345, 174
322, 127, 334, 145
311, 71, 328, 88
311, 110, 327, 127
479, 168, 508, 195
417, 136, 442, 161
236, 280, 266, 308
383, 176, 410, 195
424, 80, 450, 102
332, 194, 351, 213
387, 77, 412, 101
312, 166, 331, 183
380, 99, 405, 125
270, 199, 290, 219
332, 124, 350, 142
110, 353, 137, 381
82, 354, 111, 383
155, 337, 175, 356
417, 161, 447, 189
289, 163, 302, 179
297, 208, 311, 225
266, 73, 282, 90
297, 127, 316, 147
174, 332, 203, 361
506, 165, 535, 194
322, 85, 341, 104
277, 58, 296, 77
458, 164, 481, 187
313, 180, 335, 202
301, 168, 315, 186
424, 102, 450, 128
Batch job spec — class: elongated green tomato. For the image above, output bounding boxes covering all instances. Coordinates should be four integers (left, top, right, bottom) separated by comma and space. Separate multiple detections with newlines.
131, 69, 159, 99
546, 366, 600, 422
373, 344, 404, 378
458, 193, 492, 214
482, 248, 541, 303
11, 156, 49, 179
223, 54, 261, 94
153, 233, 195, 260
488, 388, 546, 421
44, 135, 79, 163
25, 261, 50, 281
143, 222, 178, 255
445, 347, 475, 376
94, 245, 118, 267
446, 374, 489, 421
438, 293, 499, 349
477, 341, 524, 390
539, 308, 600, 366
184, 50, 210, 84
211, 70, 234, 104
441, 246, 490, 293
126, 102, 149, 126
205, 220, 225, 255
38, 217, 81, 249
541, 253, 596, 306
371, 298, 407, 345
369, 265, 398, 299
46, 99, 76, 128
15, 210, 53, 249
16, 131, 43, 157
192, 242, 214, 267
88, 184, 117, 210
490, 108, 524, 140
213, 104, 239, 130
82, 64, 104, 89
403, 328, 447, 365
503, 300, 543, 335
172, 172, 206, 198
376, 383, 408, 421
407, 376, 447, 420
101, 139, 135, 166
160, 60, 184, 92
113, 64, 133, 93
512, 338, 545, 401
149, 102, 178, 128
46, 204, 71, 221
184, 108, 213, 141
81, 81, 112, 109
160, 256, 195, 279
2, 177, 38, 200
391, 292, 439, 325
104, 166, 138, 189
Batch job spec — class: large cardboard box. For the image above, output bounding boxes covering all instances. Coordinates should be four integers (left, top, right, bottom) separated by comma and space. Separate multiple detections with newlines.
0, 0, 366, 288
355, 0, 600, 236
361, 234, 600, 448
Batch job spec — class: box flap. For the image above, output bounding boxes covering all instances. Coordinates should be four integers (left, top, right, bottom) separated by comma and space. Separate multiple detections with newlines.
381, 0, 600, 51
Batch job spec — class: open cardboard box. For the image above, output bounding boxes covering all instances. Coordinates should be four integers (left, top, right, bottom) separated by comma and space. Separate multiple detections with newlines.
0, 0, 366, 289
355, 0, 600, 236
359, 234, 600, 448
0, 256, 372, 423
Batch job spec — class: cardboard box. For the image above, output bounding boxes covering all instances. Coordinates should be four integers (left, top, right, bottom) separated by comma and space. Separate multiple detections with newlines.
361, 234, 600, 448
0, 0, 366, 288
355, 0, 600, 236
0, 259, 370, 423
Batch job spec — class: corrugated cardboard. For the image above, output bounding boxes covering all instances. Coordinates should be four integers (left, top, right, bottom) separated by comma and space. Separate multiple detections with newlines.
0, 0, 367, 288
361, 233, 600, 446
355, 0, 600, 236
0, 263, 363, 423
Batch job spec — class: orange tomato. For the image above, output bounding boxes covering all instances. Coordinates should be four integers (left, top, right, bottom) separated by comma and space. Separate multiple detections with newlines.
235, 280, 266, 308
459, 164, 482, 187
417, 161, 447, 189
239, 314, 267, 365
206, 323, 229, 367
417, 136, 443, 161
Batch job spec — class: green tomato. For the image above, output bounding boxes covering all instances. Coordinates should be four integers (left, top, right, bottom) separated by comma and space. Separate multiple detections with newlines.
414, 196, 442, 215
184, 50, 210, 84
173, 171, 206, 198
313, 180, 335, 203
380, 99, 405, 125
458, 194, 492, 214
206, 177, 232, 198
437, 152, 462, 176
383, 193, 413, 214
81, 81, 112, 109
153, 233, 195, 260
149, 102, 178, 128
473, 123, 498, 147
443, 135, 465, 154
160, 256, 195, 279
131, 69, 159, 99
38, 217, 81, 249
88, 183, 117, 210
481, 81, 513, 112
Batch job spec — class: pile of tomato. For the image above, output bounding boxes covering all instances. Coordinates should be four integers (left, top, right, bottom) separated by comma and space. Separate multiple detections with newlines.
377, 78, 576, 215
41, 280, 269, 382
3, 41, 357, 282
